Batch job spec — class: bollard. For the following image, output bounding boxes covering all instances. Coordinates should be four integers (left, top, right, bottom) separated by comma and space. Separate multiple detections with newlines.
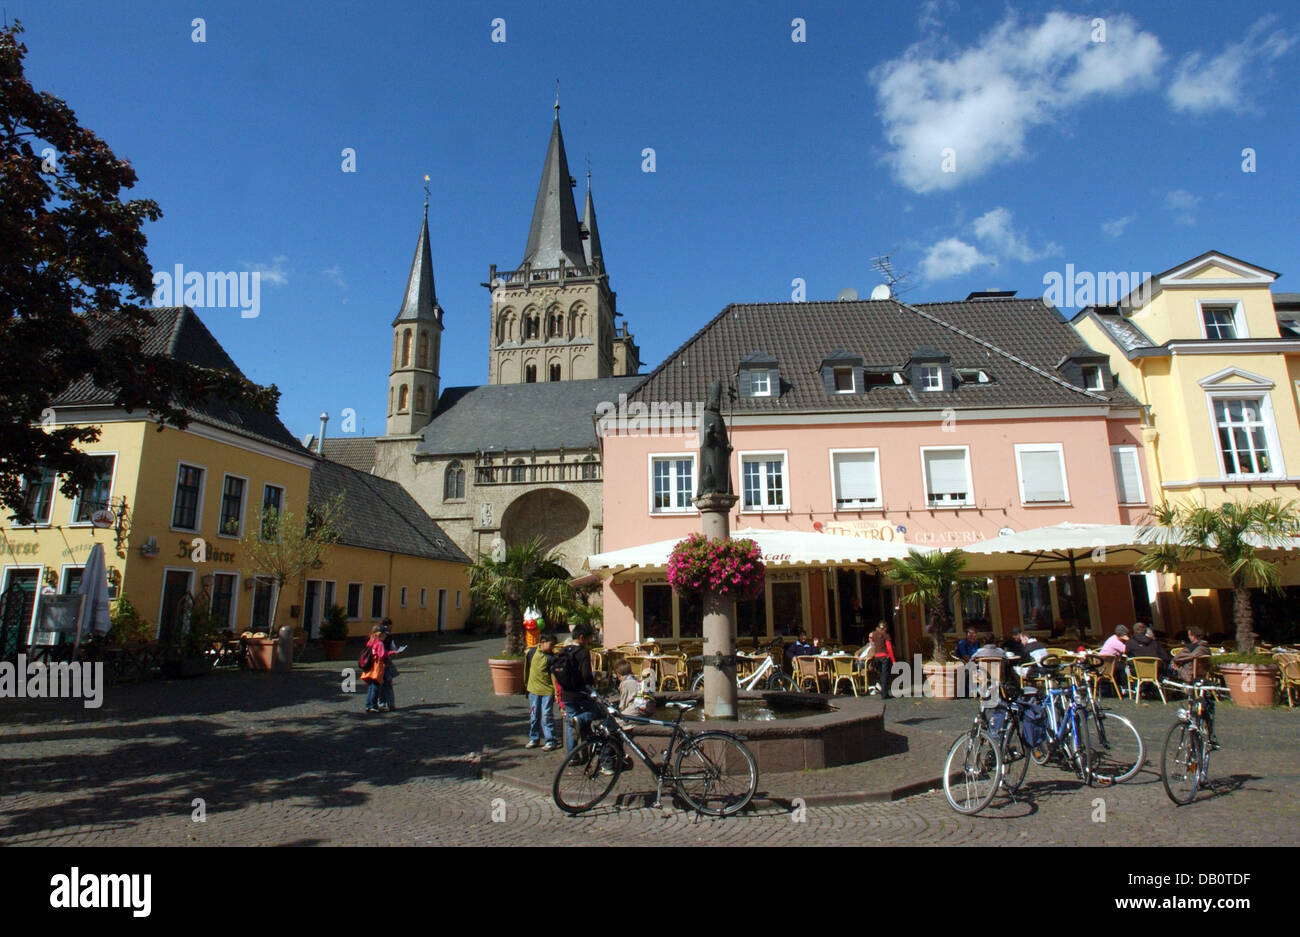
275, 625, 294, 672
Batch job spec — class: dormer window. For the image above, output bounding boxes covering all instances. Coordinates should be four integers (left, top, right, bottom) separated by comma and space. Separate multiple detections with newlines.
749, 369, 772, 397
1201, 302, 1245, 340
834, 367, 855, 392
1082, 365, 1104, 391
739, 352, 780, 399
920, 365, 943, 391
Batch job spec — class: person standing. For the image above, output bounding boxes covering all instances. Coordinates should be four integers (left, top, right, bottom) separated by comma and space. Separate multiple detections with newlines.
868, 623, 895, 698
552, 622, 599, 752
361, 625, 391, 714
524, 633, 559, 751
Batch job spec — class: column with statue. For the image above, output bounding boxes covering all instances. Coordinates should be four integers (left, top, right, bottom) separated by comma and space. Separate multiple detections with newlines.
694, 381, 739, 719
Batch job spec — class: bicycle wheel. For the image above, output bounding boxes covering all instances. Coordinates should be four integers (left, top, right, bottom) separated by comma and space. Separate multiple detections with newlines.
672, 731, 758, 817
690, 671, 705, 692
1160, 721, 1203, 805
1091, 710, 1144, 785
553, 739, 622, 814
766, 670, 797, 692
1070, 710, 1092, 785
942, 731, 1001, 815
999, 724, 1029, 794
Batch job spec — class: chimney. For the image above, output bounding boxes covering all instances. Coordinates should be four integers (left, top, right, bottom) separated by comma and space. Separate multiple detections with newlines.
317, 412, 329, 455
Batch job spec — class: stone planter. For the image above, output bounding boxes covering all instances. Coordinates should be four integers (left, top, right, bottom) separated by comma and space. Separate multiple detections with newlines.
245, 637, 277, 671
488, 658, 525, 695
922, 661, 964, 700
321, 639, 346, 661
1217, 663, 1279, 709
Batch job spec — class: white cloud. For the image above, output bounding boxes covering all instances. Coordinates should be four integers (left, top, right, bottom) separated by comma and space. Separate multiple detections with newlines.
242, 255, 289, 286
920, 237, 992, 281
1164, 189, 1201, 226
322, 265, 347, 289
872, 11, 1165, 193
972, 207, 1061, 262
1101, 214, 1136, 239
1168, 17, 1295, 114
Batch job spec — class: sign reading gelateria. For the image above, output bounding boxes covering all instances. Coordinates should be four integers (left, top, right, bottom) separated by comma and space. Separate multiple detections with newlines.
815, 520, 903, 540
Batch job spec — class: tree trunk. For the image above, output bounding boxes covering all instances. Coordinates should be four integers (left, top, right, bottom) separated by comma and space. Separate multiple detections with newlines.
504, 605, 524, 656
1233, 586, 1255, 654
930, 603, 950, 663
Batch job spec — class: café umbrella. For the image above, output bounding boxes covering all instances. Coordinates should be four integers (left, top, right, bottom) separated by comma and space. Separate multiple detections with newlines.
77, 542, 113, 638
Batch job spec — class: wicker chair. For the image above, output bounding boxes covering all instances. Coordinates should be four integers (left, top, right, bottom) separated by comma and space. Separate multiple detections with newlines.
829, 656, 864, 696
793, 655, 824, 693
1275, 653, 1300, 709
1089, 654, 1124, 699
1127, 657, 1167, 702
658, 654, 689, 691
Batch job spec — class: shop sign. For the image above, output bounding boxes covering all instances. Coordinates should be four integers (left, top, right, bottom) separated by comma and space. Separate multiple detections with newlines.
814, 520, 904, 541
89, 509, 115, 529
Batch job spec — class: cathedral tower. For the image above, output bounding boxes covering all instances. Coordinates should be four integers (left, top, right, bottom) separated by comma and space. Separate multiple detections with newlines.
387, 200, 444, 436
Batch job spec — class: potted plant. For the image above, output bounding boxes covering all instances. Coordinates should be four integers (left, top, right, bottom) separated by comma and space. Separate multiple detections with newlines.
1139, 498, 1297, 709
889, 549, 985, 699
106, 596, 154, 646
319, 603, 349, 660
161, 598, 218, 678
470, 536, 575, 695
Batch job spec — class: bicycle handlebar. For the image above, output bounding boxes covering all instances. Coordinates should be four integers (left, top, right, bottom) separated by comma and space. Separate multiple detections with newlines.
1160, 679, 1229, 694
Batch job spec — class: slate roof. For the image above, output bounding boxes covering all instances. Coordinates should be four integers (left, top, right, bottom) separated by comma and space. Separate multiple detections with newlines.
308, 458, 469, 564
521, 116, 587, 270
414, 376, 644, 456
630, 298, 1141, 413
393, 210, 443, 326
320, 437, 378, 473
54, 306, 308, 456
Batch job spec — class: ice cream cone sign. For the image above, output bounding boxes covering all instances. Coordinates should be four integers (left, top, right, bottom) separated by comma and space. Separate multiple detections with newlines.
523, 606, 543, 648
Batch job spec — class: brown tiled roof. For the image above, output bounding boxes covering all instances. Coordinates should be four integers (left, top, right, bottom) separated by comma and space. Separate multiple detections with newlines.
629, 298, 1141, 413
53, 306, 308, 455
319, 436, 378, 473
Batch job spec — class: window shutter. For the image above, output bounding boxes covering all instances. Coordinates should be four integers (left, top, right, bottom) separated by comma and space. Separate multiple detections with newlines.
834, 453, 878, 504
1020, 450, 1065, 502
1111, 449, 1142, 502
924, 450, 968, 499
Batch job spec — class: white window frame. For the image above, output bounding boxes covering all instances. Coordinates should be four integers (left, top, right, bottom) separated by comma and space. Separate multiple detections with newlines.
208, 570, 241, 630
15, 468, 58, 528
833, 367, 855, 393
920, 445, 974, 508
456, 590, 462, 609
400, 586, 407, 608
260, 483, 286, 542
738, 449, 790, 513
920, 365, 943, 391
828, 448, 882, 510
158, 566, 197, 640
345, 581, 363, 620
1109, 446, 1145, 504
1081, 365, 1104, 391
1197, 298, 1247, 340
69, 452, 118, 526
1013, 443, 1070, 505
170, 460, 207, 533
1205, 392, 1285, 478
648, 452, 697, 515
249, 575, 279, 631
217, 472, 248, 539
749, 369, 773, 397
419, 587, 427, 608
370, 583, 387, 621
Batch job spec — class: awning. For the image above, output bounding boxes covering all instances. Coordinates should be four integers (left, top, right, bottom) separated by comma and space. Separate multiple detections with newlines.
962, 523, 1159, 574
585, 527, 933, 578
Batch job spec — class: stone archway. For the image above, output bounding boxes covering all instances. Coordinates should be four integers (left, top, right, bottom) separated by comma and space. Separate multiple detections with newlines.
500, 488, 590, 572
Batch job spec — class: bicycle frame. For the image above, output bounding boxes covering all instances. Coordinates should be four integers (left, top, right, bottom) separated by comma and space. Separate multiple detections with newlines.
588, 698, 697, 808
1039, 671, 1090, 777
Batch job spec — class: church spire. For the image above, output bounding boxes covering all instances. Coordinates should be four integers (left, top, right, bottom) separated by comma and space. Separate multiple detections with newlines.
521, 109, 586, 270
581, 167, 604, 272
394, 195, 442, 327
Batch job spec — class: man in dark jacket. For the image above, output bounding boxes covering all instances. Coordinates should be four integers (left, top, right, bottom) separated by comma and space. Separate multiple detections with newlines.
1125, 624, 1170, 673
556, 623, 600, 752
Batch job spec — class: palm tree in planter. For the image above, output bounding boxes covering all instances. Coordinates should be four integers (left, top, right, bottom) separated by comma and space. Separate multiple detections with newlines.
470, 536, 575, 694
889, 549, 985, 697
1139, 498, 1299, 707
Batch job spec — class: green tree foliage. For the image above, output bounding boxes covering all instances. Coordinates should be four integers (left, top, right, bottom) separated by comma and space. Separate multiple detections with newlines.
469, 537, 577, 657
888, 549, 985, 663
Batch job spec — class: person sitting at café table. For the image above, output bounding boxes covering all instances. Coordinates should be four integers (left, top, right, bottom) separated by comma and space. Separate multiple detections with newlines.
785, 630, 814, 664
1002, 627, 1026, 657
956, 627, 981, 663
1171, 626, 1211, 683
1098, 624, 1130, 659
1125, 623, 1169, 671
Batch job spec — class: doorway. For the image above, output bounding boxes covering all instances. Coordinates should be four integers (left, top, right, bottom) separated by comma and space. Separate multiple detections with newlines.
304, 580, 321, 639
437, 589, 447, 633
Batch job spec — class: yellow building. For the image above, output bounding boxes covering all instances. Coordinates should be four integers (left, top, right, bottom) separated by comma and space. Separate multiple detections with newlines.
304, 457, 471, 638
0, 307, 468, 654
1071, 250, 1300, 630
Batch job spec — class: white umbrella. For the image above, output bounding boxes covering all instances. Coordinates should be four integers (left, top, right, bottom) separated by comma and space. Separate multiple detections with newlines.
586, 527, 932, 576
78, 542, 113, 637
964, 522, 1158, 571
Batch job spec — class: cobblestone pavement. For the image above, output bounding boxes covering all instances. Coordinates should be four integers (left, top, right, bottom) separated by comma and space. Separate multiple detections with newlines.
2, 635, 1297, 846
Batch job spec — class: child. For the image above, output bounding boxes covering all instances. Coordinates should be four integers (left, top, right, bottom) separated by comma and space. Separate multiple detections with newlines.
524, 633, 559, 751
614, 658, 656, 717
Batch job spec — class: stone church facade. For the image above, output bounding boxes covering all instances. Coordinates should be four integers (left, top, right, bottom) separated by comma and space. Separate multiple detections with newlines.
338, 106, 642, 574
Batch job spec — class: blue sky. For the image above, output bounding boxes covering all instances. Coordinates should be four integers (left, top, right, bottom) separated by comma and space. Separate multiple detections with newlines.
15, 0, 1300, 440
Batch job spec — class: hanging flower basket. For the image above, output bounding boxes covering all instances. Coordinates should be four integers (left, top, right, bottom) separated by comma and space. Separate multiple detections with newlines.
667, 533, 766, 601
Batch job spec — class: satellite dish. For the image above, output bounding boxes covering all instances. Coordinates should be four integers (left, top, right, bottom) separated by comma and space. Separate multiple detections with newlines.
870, 284, 892, 300
836, 287, 859, 301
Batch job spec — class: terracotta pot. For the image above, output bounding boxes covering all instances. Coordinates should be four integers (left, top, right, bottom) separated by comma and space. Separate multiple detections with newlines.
321, 639, 346, 661
488, 658, 526, 696
245, 637, 277, 671
1217, 663, 1279, 709
922, 661, 963, 699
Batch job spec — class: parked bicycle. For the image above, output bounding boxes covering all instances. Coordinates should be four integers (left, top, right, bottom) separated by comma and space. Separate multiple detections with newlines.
553, 691, 759, 817
1025, 657, 1093, 785
1070, 654, 1145, 785
1159, 678, 1229, 805
943, 674, 1034, 814
689, 638, 799, 692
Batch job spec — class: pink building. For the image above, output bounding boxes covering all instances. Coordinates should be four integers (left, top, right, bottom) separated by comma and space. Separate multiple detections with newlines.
596, 292, 1153, 654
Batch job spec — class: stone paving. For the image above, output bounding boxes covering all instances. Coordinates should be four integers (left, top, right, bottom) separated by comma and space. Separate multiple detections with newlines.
1, 634, 1297, 846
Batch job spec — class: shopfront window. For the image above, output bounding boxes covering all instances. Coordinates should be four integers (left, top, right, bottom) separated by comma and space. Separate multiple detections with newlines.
771, 581, 803, 636
678, 593, 703, 638
642, 584, 673, 639
1017, 577, 1053, 631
